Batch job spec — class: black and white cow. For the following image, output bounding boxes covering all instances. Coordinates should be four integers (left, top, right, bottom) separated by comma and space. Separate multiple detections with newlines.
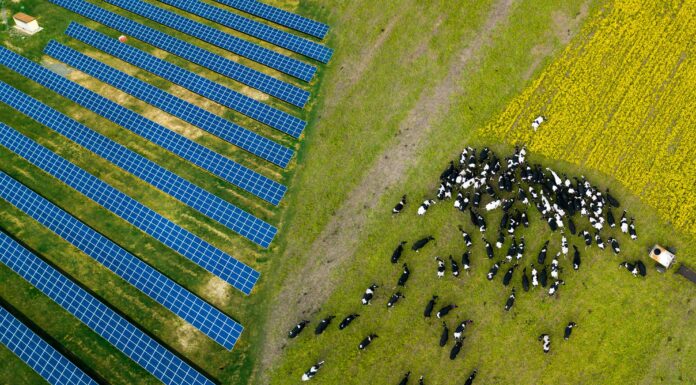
450, 256, 460, 277
629, 218, 637, 240
564, 322, 577, 340
483, 237, 494, 259
504, 288, 516, 311
464, 369, 478, 385
619, 261, 646, 277
449, 339, 463, 360
548, 280, 565, 296
595, 231, 605, 250
572, 245, 581, 271
418, 200, 436, 216
339, 314, 359, 330
516, 236, 525, 260
391, 241, 407, 264
361, 284, 379, 305
288, 320, 310, 338
550, 254, 560, 279
439, 322, 449, 347
419, 375, 425, 385
503, 264, 517, 286
301, 360, 324, 381
358, 334, 378, 350
424, 295, 438, 318
496, 231, 505, 249
453, 320, 474, 340
387, 292, 405, 308
461, 251, 471, 271
538, 334, 551, 353
459, 226, 473, 247
581, 231, 592, 246
487, 261, 501, 281
392, 195, 407, 214
398, 264, 411, 286
314, 316, 335, 335
561, 234, 568, 256
609, 237, 621, 254
412, 236, 435, 252
531, 265, 539, 288
437, 304, 458, 319
537, 241, 549, 264
620, 211, 628, 233
435, 257, 446, 278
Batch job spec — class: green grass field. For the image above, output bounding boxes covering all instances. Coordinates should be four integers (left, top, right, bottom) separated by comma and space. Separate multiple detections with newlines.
1, 0, 695, 384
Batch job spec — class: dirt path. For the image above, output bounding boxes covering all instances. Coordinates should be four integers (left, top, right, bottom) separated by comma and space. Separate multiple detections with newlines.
256, 0, 517, 380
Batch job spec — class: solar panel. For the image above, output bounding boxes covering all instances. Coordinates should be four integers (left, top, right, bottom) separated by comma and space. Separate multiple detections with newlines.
0, 123, 259, 293
0, 232, 216, 384
45, 40, 293, 168
0, 172, 243, 350
0, 80, 277, 248
104, 0, 316, 81
49, 0, 310, 108
0, 306, 98, 385
211, 0, 329, 40
65, 23, 306, 138
0, 46, 287, 206
155, 0, 332, 63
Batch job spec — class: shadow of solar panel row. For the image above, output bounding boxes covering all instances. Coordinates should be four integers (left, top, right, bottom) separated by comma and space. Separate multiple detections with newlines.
0, 306, 98, 385
105, 0, 316, 81
45, 41, 293, 168
0, 123, 259, 294
156, 0, 332, 63
212, 0, 329, 40
0, 172, 243, 350
0, 81, 277, 248
65, 23, 306, 138
0, 233, 215, 385
50, 0, 310, 108
0, 46, 287, 207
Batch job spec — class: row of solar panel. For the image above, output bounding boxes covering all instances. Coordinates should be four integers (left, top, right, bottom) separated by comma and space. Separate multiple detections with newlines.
0, 232, 215, 385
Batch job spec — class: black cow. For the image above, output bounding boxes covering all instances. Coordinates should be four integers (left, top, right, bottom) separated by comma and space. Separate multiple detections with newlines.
539, 266, 548, 287
538, 334, 551, 353
537, 241, 549, 264
314, 316, 335, 335
288, 320, 310, 338
387, 292, 405, 308
424, 295, 438, 317
391, 241, 407, 264
437, 304, 458, 319
502, 265, 516, 286
484, 237, 494, 259
521, 267, 530, 292
439, 322, 449, 347
487, 261, 501, 281
358, 334, 378, 350
449, 339, 463, 360
412, 236, 434, 252
635, 260, 646, 276
339, 314, 359, 330
564, 322, 577, 340
398, 372, 411, 385
464, 369, 478, 385
568, 217, 577, 235
398, 264, 410, 286
504, 288, 516, 311
607, 208, 616, 228
605, 188, 620, 207
573, 245, 581, 271
392, 195, 407, 214
362, 284, 379, 305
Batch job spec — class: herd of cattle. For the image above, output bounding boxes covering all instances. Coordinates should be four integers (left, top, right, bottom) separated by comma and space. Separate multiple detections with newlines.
289, 146, 644, 383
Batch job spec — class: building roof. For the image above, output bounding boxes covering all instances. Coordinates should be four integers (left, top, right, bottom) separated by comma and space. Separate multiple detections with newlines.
13, 13, 36, 23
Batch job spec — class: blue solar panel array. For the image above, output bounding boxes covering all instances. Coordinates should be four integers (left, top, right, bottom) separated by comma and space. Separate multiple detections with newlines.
50, 0, 310, 107
45, 41, 293, 168
0, 306, 98, 385
212, 0, 329, 40
0, 172, 243, 350
105, 0, 316, 81
0, 81, 277, 247
0, 46, 287, 206
0, 123, 259, 293
65, 23, 306, 138
0, 232, 216, 385
156, 0, 332, 63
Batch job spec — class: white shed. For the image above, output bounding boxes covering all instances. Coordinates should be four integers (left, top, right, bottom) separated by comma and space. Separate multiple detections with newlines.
13, 13, 42, 35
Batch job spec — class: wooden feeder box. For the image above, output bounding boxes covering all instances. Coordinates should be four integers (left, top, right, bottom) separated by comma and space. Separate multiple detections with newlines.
649, 244, 675, 269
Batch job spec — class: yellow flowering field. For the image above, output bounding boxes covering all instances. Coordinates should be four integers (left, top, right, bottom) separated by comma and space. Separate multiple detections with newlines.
482, 1, 696, 235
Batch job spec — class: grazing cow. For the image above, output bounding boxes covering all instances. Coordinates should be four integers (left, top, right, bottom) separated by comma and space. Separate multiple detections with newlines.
564, 322, 577, 340
387, 292, 405, 308
439, 322, 449, 346
517, 236, 525, 260
619, 261, 646, 277
538, 334, 551, 353
620, 211, 628, 233
561, 234, 568, 256
338, 314, 359, 330
358, 334, 378, 350
487, 261, 501, 281
393, 195, 407, 214
503, 264, 517, 286
572, 245, 581, 271
504, 288, 516, 311
595, 231, 605, 250
441, 161, 456, 181
609, 237, 621, 254
581, 231, 592, 246
531, 115, 546, 131
398, 372, 411, 385
605, 189, 620, 207
635, 260, 646, 276
398, 264, 411, 286
314, 316, 335, 335
453, 320, 474, 340
417, 200, 436, 216
568, 217, 577, 235
391, 241, 407, 264
450, 256, 460, 277
496, 231, 505, 249
464, 369, 478, 385
537, 241, 549, 264
485, 199, 502, 211
607, 209, 616, 228
301, 360, 324, 381
461, 251, 471, 271
362, 284, 379, 305
288, 320, 310, 338
531, 265, 539, 287
412, 236, 435, 252
521, 211, 530, 227
550, 254, 560, 279
419, 376, 425, 385
472, 191, 482, 208
522, 267, 530, 291
437, 304, 458, 319
484, 237, 495, 259
459, 226, 473, 247
449, 339, 463, 360
424, 295, 438, 317
548, 280, 565, 296
539, 266, 548, 287
505, 236, 517, 263
436, 257, 446, 278
629, 218, 637, 240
